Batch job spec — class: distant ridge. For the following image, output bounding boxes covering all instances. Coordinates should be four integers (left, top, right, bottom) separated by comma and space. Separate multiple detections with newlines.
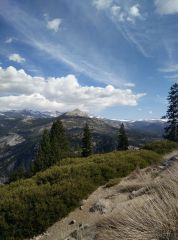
62, 108, 89, 118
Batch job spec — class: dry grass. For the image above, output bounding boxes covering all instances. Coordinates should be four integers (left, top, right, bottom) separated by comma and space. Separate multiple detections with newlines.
117, 168, 156, 194
96, 163, 178, 240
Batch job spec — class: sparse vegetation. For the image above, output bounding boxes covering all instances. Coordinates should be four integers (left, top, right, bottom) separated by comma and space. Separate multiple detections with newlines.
96, 164, 178, 240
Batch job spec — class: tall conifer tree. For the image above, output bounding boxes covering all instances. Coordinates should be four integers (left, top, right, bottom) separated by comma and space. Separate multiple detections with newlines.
163, 83, 178, 141
117, 123, 129, 150
82, 123, 92, 157
50, 119, 70, 163
33, 129, 51, 173
33, 120, 69, 173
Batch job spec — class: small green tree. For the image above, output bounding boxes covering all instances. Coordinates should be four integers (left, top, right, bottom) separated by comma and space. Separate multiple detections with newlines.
117, 123, 129, 150
82, 123, 92, 157
50, 120, 70, 163
32, 129, 51, 173
163, 83, 178, 142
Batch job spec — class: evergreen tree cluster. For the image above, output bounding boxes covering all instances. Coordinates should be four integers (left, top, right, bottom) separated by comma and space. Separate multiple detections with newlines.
33, 120, 129, 173
163, 83, 178, 142
33, 120, 69, 173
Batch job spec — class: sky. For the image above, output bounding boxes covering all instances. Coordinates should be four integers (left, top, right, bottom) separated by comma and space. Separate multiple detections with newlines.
0, 0, 178, 120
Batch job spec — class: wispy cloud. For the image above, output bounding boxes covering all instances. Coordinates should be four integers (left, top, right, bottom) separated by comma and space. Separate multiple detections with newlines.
8, 53, 25, 63
111, 4, 142, 23
159, 64, 178, 81
159, 64, 178, 73
5, 37, 13, 43
92, 1, 148, 57
46, 18, 62, 32
93, 0, 113, 10
0, 1, 130, 86
155, 0, 178, 15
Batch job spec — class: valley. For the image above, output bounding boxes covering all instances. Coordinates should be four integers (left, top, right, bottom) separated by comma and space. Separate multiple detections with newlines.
0, 109, 165, 181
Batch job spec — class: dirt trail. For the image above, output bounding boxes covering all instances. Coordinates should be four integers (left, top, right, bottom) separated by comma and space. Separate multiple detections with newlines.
30, 151, 178, 240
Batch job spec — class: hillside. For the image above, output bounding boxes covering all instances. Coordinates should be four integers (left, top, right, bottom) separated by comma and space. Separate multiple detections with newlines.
32, 150, 178, 240
0, 109, 165, 181
0, 141, 177, 240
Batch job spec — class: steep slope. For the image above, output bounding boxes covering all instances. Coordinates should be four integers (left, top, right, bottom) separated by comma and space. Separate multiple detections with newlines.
30, 150, 178, 240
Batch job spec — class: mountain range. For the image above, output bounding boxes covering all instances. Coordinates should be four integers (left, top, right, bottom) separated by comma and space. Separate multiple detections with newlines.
0, 109, 166, 182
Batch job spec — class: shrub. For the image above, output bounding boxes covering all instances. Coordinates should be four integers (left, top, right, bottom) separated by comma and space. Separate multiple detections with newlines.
143, 140, 178, 154
104, 178, 121, 188
0, 147, 173, 239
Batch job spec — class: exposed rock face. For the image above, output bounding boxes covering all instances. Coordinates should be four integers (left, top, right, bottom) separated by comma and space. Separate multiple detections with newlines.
63, 109, 89, 118
0, 134, 25, 147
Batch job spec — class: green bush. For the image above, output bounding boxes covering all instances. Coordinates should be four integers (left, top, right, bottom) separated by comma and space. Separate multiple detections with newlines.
104, 178, 121, 188
143, 140, 178, 154
0, 148, 170, 239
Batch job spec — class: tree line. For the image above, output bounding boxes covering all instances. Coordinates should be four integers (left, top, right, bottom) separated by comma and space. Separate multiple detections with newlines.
32, 120, 128, 173
10, 83, 178, 178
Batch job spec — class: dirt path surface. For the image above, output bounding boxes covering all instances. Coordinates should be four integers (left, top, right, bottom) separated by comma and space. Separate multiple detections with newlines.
30, 151, 178, 240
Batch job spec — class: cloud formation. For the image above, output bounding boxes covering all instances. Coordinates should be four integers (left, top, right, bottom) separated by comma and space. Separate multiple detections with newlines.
93, 1, 141, 23
8, 53, 25, 63
159, 64, 178, 81
129, 5, 140, 17
111, 4, 141, 23
5, 38, 13, 44
93, 0, 112, 10
155, 0, 178, 15
47, 18, 62, 32
0, 66, 145, 112
159, 64, 178, 73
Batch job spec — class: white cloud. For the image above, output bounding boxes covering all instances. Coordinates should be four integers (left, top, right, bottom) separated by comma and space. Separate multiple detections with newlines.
155, 0, 178, 15
93, 0, 113, 10
5, 38, 13, 44
47, 18, 62, 32
149, 111, 153, 114
0, 66, 145, 112
129, 5, 140, 17
8, 53, 25, 63
111, 5, 121, 16
110, 4, 141, 23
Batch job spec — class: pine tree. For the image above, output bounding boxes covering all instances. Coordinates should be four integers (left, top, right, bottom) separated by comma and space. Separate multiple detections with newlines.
32, 129, 51, 173
32, 120, 70, 173
117, 123, 129, 150
50, 120, 70, 163
82, 123, 92, 157
163, 83, 178, 142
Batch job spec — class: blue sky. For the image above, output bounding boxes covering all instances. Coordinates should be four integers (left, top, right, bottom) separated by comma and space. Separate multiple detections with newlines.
0, 0, 178, 119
